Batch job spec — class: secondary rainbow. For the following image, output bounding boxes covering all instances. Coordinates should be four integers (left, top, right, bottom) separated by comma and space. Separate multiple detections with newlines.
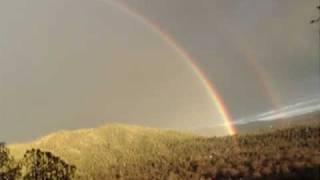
211, 25, 282, 116
102, 0, 236, 135
227, 33, 283, 113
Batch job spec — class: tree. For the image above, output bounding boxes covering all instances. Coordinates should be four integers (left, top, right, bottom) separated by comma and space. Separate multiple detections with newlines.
22, 148, 76, 180
0, 143, 21, 179
1, 142, 76, 179
310, 4, 320, 24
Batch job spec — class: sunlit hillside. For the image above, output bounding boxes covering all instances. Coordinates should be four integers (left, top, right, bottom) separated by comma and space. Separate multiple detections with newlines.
10, 124, 200, 179
9, 122, 320, 180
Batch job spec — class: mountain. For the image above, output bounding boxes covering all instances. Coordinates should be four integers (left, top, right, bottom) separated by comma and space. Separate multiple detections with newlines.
192, 111, 320, 136
9, 122, 320, 179
235, 110, 320, 134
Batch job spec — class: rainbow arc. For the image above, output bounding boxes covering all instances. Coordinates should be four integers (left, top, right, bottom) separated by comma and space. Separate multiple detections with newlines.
100, 0, 236, 135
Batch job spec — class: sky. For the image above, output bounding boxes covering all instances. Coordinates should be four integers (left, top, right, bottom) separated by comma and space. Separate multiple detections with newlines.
121, 0, 320, 117
0, 0, 319, 142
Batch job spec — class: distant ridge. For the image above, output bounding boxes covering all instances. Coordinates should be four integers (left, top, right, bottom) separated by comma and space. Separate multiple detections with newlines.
192, 111, 320, 136
235, 110, 320, 134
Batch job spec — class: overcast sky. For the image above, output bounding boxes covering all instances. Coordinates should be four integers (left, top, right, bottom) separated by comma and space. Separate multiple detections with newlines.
121, 0, 320, 117
0, 0, 319, 142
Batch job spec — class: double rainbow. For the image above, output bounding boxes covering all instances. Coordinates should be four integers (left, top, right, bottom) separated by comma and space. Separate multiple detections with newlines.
101, 0, 237, 135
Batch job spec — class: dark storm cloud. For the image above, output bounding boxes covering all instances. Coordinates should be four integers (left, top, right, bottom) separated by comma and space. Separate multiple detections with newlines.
122, 0, 320, 118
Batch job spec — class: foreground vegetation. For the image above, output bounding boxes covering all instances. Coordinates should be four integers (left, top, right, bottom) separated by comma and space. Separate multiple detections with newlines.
8, 123, 320, 179
0, 143, 76, 179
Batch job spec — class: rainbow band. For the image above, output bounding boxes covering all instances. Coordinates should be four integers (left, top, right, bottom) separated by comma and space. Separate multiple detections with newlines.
102, 0, 236, 135
226, 32, 283, 117
227, 33, 281, 110
188, 63, 236, 135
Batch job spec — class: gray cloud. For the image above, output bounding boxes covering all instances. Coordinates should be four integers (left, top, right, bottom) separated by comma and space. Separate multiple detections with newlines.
121, 0, 320, 118
0, 0, 230, 142
0, 0, 319, 142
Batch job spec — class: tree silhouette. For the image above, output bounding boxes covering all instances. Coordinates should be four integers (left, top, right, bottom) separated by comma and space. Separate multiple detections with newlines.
0, 143, 21, 179
310, 4, 320, 24
0, 142, 76, 179
22, 148, 76, 180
